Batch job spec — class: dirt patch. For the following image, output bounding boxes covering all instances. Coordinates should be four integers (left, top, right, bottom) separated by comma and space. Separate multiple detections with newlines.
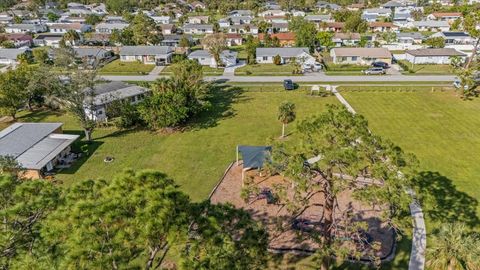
210, 162, 395, 260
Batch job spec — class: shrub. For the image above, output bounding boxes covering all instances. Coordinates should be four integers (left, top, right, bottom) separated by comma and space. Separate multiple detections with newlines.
273, 54, 282, 65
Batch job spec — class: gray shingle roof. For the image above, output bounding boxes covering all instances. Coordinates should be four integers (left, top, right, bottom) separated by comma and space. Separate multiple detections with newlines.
406, 48, 466, 57
0, 122, 79, 170
256, 47, 310, 57
0, 48, 28, 60
88, 81, 149, 106
119, 46, 173, 56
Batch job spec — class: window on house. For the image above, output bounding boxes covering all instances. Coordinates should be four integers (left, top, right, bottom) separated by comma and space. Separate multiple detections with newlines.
351, 56, 358, 61
263, 56, 268, 61
97, 110, 103, 115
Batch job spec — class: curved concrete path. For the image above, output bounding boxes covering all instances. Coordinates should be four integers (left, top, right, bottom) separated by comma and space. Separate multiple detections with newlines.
330, 85, 426, 270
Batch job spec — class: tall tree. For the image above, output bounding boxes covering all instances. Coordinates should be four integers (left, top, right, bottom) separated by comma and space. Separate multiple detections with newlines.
42, 170, 191, 269
292, 18, 318, 52
0, 174, 60, 269
55, 70, 98, 141
62, 30, 81, 46
138, 60, 211, 129
201, 33, 227, 68
266, 105, 416, 270
244, 35, 260, 65
427, 222, 480, 270
128, 13, 162, 45
278, 101, 296, 138
0, 67, 29, 119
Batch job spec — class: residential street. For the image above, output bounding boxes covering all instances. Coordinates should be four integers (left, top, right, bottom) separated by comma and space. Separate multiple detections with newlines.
101, 73, 457, 83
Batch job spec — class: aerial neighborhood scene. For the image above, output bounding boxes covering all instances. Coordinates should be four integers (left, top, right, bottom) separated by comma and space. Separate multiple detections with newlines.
1, 0, 480, 268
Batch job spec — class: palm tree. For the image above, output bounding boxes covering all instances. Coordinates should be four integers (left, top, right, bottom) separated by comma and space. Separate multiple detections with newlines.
62, 30, 81, 46
427, 222, 480, 270
278, 101, 296, 138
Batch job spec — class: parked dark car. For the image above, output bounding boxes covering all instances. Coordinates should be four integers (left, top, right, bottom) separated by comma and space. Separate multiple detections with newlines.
283, 79, 295, 90
372, 61, 389, 69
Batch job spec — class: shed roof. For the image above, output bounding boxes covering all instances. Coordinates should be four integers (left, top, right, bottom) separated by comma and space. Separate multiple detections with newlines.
405, 48, 466, 57
332, 47, 392, 58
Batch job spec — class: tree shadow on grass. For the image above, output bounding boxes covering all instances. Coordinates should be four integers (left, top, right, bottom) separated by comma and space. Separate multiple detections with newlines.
57, 129, 103, 175
188, 82, 250, 130
17, 109, 64, 122
413, 171, 479, 227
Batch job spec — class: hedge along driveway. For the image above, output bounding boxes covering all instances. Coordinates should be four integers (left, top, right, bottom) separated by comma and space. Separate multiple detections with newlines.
234, 63, 302, 76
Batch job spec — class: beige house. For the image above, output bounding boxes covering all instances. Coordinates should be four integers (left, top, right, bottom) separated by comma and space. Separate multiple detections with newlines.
330, 47, 392, 65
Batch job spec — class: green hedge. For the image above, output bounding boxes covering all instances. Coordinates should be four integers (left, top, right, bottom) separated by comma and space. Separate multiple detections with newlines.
324, 63, 369, 71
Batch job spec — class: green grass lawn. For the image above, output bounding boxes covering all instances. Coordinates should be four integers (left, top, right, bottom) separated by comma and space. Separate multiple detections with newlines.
98, 60, 155, 75
161, 63, 224, 76
398, 60, 454, 75
3, 86, 337, 201
235, 63, 303, 76
340, 87, 480, 265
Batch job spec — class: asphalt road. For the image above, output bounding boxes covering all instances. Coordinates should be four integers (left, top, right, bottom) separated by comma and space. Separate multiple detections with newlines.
101, 73, 457, 83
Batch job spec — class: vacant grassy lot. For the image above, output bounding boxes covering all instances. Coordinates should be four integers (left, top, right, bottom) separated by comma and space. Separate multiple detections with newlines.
3, 86, 337, 201
161, 63, 224, 76
99, 60, 155, 75
398, 60, 453, 75
235, 63, 301, 76
340, 87, 480, 231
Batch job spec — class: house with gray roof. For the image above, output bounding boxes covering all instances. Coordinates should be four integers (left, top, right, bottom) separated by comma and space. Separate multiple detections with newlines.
409, 20, 450, 32
85, 81, 150, 122
119, 46, 174, 65
405, 48, 467, 64
330, 47, 392, 65
188, 50, 238, 67
0, 122, 79, 179
95, 22, 129, 33
256, 47, 316, 64
5, 24, 48, 34
0, 48, 29, 65
183, 24, 214, 34
397, 32, 425, 44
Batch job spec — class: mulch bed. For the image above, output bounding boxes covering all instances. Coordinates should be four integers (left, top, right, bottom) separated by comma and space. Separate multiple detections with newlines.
210, 162, 395, 260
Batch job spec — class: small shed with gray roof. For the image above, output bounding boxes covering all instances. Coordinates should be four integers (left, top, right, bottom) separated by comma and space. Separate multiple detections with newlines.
405, 48, 467, 64
0, 122, 79, 178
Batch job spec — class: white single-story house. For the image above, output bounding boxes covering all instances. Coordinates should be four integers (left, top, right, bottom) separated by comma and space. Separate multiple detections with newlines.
0, 122, 79, 179
256, 47, 316, 65
119, 46, 174, 65
405, 48, 467, 64
85, 81, 149, 122
0, 48, 29, 65
95, 22, 129, 34
183, 24, 214, 34
330, 47, 393, 65
188, 49, 238, 67
49, 23, 92, 33
430, 31, 476, 45
409, 20, 450, 32
5, 23, 48, 33
332, 33, 361, 47
33, 33, 64, 48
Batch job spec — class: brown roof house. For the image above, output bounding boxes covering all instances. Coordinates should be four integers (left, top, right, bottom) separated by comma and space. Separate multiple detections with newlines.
330, 47, 392, 65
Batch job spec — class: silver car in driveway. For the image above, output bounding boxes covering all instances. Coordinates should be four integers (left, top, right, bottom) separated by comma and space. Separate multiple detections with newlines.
363, 67, 386, 75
